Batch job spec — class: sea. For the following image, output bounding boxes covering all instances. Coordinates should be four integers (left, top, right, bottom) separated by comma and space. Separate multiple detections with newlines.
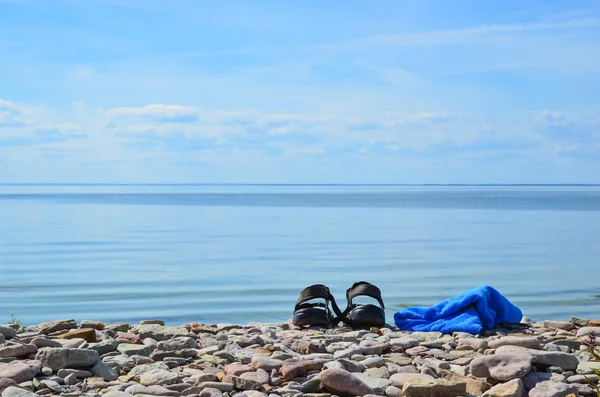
0, 184, 599, 326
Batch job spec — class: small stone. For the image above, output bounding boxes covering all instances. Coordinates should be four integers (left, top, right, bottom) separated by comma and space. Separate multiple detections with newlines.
64, 373, 78, 385
115, 333, 143, 344
87, 339, 119, 355
132, 325, 189, 341
569, 317, 589, 327
390, 373, 435, 388
0, 379, 19, 394
118, 344, 152, 357
139, 369, 179, 386
80, 320, 105, 330
482, 379, 524, 397
102, 392, 132, 397
385, 385, 403, 397
140, 320, 165, 326
90, 360, 119, 381
318, 368, 374, 396
198, 388, 223, 397
577, 361, 600, 374
389, 337, 420, 350
576, 327, 600, 337
589, 320, 600, 327
543, 320, 576, 331
197, 382, 234, 392
291, 340, 326, 355
157, 337, 197, 351
456, 338, 487, 350
495, 345, 579, 371
528, 381, 578, 397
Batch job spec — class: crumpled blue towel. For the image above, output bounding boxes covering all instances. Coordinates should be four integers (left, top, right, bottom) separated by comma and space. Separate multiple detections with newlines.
393, 285, 523, 334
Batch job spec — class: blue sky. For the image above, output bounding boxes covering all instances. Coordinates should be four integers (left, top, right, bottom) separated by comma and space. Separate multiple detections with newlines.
1, 0, 599, 183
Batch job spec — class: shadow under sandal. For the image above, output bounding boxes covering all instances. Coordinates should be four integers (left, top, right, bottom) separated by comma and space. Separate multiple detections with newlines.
338, 281, 386, 328
293, 284, 340, 327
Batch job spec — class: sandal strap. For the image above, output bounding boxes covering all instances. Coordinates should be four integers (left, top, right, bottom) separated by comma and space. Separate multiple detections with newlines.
346, 281, 385, 310
294, 284, 331, 311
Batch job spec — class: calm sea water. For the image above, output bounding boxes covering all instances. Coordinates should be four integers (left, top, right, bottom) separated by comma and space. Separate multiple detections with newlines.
1, 184, 599, 326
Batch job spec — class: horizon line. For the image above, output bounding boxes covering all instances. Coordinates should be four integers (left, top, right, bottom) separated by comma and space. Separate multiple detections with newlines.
1, 183, 600, 187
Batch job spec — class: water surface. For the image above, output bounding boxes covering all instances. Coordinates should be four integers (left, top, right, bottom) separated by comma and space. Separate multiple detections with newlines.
1, 184, 599, 325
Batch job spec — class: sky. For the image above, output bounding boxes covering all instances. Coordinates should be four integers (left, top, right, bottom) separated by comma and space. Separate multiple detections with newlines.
1, 0, 599, 183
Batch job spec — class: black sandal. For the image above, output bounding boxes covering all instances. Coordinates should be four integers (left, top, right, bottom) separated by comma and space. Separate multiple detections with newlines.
293, 284, 344, 327
336, 281, 386, 328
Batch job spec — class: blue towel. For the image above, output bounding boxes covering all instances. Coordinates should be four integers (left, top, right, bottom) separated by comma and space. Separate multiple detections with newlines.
393, 285, 523, 334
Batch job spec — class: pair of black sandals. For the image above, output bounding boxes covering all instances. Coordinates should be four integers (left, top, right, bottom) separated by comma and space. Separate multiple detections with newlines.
292, 281, 386, 329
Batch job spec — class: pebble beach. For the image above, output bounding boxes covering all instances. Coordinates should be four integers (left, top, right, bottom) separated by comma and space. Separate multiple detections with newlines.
1, 317, 600, 397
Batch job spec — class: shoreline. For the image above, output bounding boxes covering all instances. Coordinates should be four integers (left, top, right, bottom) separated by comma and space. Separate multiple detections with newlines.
1, 317, 599, 397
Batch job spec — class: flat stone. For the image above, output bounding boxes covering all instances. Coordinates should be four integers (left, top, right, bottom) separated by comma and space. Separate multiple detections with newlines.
1, 386, 38, 397
469, 354, 532, 381
402, 379, 467, 397
521, 372, 565, 390
35, 347, 99, 370
58, 338, 87, 348
577, 361, 600, 374
487, 337, 541, 350
58, 329, 97, 342
495, 345, 580, 371
543, 320, 575, 331
568, 374, 599, 383
528, 381, 578, 397
140, 369, 179, 386
390, 373, 435, 388
38, 319, 77, 335
30, 338, 62, 348
102, 392, 133, 397
140, 320, 165, 326
240, 369, 270, 384
570, 317, 589, 327
389, 337, 420, 350
318, 368, 374, 396
115, 333, 143, 345
0, 325, 17, 340
0, 344, 38, 358
482, 379, 524, 397
129, 362, 171, 377
87, 339, 119, 355
456, 338, 487, 350
80, 320, 105, 330
385, 385, 403, 397
0, 360, 43, 383
104, 354, 136, 371
576, 327, 600, 337
157, 337, 197, 351
197, 382, 234, 392
118, 344, 152, 357
132, 325, 189, 342
291, 340, 326, 355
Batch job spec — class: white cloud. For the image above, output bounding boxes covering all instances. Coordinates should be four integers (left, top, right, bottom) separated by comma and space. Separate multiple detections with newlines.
100, 104, 199, 122
0, 99, 36, 127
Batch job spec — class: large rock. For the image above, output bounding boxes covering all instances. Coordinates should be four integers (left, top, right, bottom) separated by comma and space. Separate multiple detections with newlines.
35, 347, 99, 370
482, 379, 524, 397
30, 337, 62, 348
576, 327, 600, 337
0, 344, 38, 358
318, 368, 374, 396
487, 337, 541, 350
38, 319, 77, 335
90, 360, 119, 381
402, 380, 467, 397
0, 325, 17, 339
495, 345, 579, 370
132, 325, 189, 341
528, 381, 578, 397
1, 386, 38, 397
469, 354, 532, 381
290, 340, 326, 355
0, 360, 42, 383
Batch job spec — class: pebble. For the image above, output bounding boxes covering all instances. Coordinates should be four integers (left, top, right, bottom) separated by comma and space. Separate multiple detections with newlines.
317, 368, 374, 396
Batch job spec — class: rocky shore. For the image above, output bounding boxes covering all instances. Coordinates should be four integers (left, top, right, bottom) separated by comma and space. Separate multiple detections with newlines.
1, 317, 600, 397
